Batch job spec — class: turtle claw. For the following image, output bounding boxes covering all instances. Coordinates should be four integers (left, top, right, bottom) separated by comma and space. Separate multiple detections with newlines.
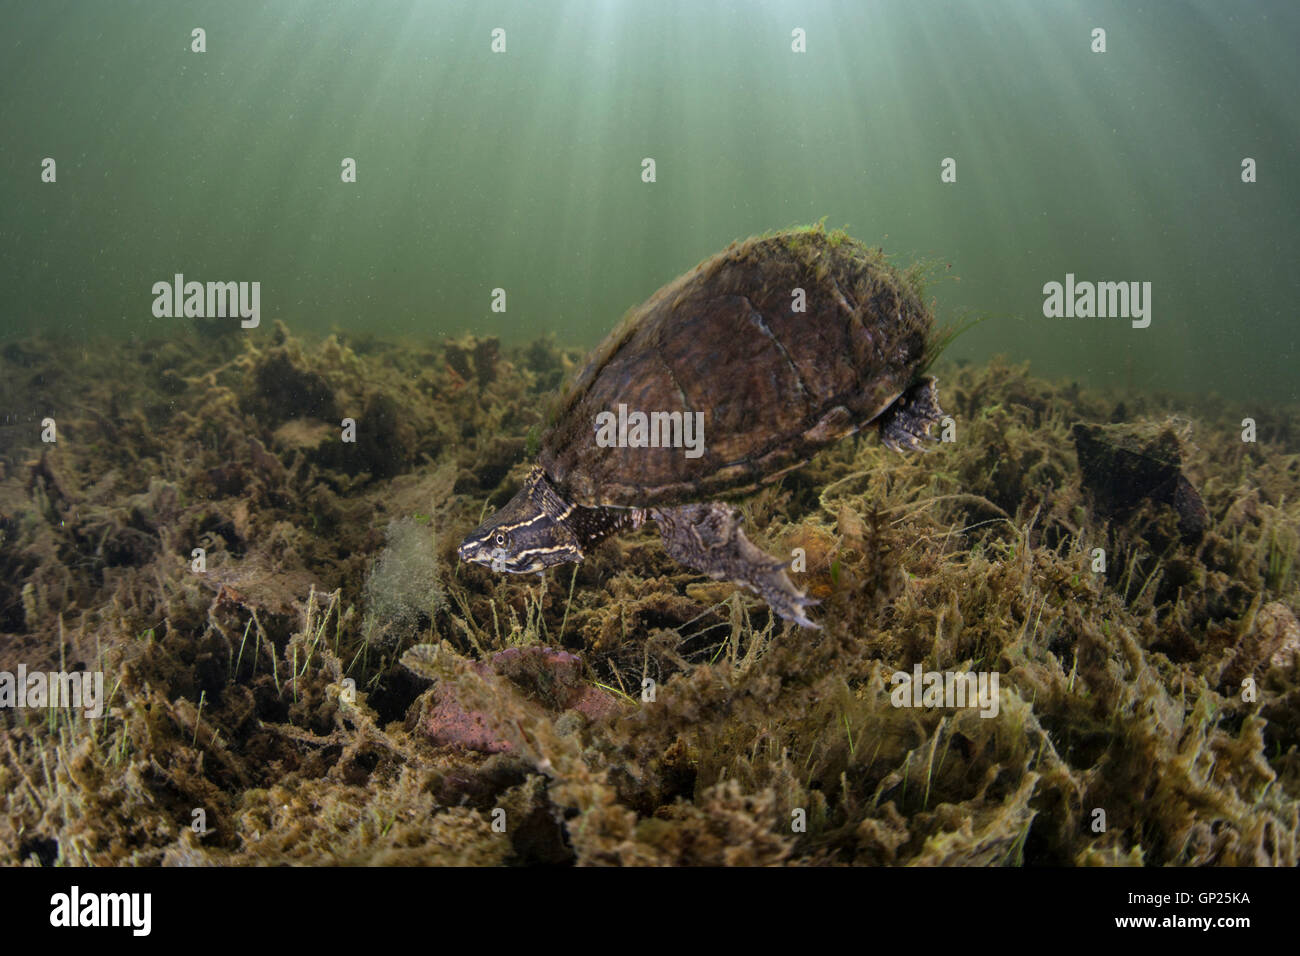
780, 592, 822, 630
652, 502, 821, 629
879, 376, 944, 454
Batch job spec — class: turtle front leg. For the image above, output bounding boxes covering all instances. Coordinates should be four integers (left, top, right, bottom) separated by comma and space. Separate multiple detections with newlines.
651, 502, 820, 629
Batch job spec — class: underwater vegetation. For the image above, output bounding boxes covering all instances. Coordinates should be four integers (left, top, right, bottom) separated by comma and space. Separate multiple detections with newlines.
0, 301, 1298, 866
363, 517, 445, 648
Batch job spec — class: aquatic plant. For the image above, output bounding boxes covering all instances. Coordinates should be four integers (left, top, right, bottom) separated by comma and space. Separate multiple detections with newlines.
1, 328, 1297, 866
362, 517, 445, 647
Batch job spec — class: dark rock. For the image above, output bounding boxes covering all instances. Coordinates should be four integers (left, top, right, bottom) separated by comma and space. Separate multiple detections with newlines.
243, 351, 338, 425
1072, 421, 1206, 542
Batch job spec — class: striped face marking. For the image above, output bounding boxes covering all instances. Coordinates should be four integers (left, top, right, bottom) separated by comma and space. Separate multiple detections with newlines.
458, 469, 584, 574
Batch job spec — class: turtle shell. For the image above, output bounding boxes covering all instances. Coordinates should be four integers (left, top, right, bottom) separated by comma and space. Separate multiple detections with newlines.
539, 227, 934, 507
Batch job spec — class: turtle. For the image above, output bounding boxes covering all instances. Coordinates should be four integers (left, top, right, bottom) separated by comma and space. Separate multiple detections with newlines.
457, 227, 944, 628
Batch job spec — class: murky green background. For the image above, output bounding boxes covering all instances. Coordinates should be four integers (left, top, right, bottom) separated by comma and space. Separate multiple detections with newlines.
2, 0, 1296, 399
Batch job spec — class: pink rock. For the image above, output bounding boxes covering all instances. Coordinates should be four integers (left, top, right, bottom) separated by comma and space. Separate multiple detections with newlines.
421, 646, 621, 753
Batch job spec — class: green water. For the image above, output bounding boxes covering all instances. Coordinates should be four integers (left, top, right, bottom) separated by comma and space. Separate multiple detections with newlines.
1, 0, 1297, 400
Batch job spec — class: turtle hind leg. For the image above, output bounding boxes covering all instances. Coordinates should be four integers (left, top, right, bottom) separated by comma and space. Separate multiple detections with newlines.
878, 375, 944, 453
651, 502, 820, 629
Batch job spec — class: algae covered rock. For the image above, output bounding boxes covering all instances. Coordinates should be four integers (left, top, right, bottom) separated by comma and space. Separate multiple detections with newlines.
410, 645, 622, 754
1072, 419, 1207, 541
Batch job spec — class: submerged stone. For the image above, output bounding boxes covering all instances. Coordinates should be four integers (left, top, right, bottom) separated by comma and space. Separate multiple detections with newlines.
1072, 420, 1207, 542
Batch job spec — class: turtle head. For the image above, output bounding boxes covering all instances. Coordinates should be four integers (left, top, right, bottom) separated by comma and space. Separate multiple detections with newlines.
457, 468, 582, 574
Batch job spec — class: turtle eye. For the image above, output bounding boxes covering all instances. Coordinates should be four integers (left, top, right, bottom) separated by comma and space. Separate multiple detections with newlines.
494, 532, 507, 547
